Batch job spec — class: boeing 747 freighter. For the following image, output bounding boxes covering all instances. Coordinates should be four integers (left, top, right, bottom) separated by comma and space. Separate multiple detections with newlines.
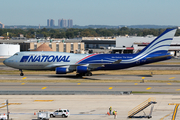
3, 28, 177, 77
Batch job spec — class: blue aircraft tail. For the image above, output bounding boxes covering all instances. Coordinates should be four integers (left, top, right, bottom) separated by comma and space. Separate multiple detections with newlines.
137, 28, 177, 55
121, 28, 177, 64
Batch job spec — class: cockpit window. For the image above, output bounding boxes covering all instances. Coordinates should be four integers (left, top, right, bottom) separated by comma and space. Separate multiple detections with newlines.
14, 53, 18, 56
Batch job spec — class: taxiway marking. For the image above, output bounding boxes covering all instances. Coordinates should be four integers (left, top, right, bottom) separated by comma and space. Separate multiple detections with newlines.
0, 103, 21, 109
22, 77, 27, 79
169, 77, 175, 79
109, 87, 113, 89
2, 103, 21, 105
21, 83, 25, 85
146, 87, 151, 90
160, 107, 180, 120
41, 87, 47, 89
167, 83, 172, 85
34, 100, 54, 102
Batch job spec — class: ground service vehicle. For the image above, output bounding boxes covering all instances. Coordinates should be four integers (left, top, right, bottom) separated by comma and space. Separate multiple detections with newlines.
50, 109, 70, 118
0, 114, 7, 120
37, 112, 50, 120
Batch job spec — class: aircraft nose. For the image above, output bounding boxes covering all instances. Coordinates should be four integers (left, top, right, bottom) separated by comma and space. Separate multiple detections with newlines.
3, 59, 7, 65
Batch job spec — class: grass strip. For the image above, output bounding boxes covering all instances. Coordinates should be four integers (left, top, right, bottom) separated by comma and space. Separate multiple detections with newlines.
0, 79, 180, 83
132, 91, 174, 94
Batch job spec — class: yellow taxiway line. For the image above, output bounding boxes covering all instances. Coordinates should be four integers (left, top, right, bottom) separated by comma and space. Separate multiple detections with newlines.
109, 87, 113, 89
169, 77, 175, 79
41, 87, 47, 89
146, 87, 151, 90
22, 77, 27, 79
34, 100, 54, 102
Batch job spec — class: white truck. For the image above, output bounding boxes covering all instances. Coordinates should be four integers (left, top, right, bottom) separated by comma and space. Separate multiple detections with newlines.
0, 114, 7, 120
50, 109, 70, 118
37, 112, 50, 120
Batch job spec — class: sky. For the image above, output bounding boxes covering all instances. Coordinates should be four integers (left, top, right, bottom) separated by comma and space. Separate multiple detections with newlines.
0, 0, 180, 26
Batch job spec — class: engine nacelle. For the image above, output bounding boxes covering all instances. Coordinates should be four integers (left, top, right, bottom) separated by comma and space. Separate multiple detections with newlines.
77, 66, 89, 73
56, 67, 74, 74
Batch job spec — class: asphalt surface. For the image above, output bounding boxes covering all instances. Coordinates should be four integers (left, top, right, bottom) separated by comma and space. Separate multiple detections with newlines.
0, 82, 180, 93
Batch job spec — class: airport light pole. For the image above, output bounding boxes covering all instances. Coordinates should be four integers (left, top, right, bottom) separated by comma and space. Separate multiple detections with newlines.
6, 99, 9, 120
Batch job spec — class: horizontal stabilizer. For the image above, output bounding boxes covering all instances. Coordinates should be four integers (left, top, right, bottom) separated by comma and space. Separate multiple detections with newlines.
146, 55, 171, 60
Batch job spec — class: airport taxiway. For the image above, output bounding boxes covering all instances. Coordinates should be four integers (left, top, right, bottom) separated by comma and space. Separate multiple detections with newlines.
0, 82, 180, 93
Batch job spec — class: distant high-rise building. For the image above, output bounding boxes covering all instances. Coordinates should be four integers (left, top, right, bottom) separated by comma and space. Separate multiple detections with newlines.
0, 22, 5, 28
58, 19, 67, 28
47, 19, 50, 27
58, 19, 62, 27
47, 19, 55, 27
68, 19, 73, 28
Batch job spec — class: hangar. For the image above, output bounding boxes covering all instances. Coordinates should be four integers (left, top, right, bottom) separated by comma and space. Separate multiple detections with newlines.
0, 44, 20, 58
112, 36, 180, 57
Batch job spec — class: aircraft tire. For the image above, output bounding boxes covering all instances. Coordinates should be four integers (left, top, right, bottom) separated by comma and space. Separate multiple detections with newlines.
85, 72, 92, 76
20, 73, 24, 76
76, 74, 83, 78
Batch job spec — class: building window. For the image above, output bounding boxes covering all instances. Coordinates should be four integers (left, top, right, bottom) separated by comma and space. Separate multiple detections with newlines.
71, 43, 73, 51
49, 43, 52, 49
96, 44, 99, 48
93, 44, 96, 48
86, 44, 89, 49
56, 44, 59, 52
78, 43, 81, 50
34, 43, 37, 49
63, 43, 66, 52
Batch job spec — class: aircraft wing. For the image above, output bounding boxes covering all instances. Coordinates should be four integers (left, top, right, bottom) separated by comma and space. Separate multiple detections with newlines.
44, 59, 122, 69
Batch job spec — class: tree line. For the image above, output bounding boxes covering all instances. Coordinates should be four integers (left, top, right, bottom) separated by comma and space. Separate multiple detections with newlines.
0, 27, 179, 39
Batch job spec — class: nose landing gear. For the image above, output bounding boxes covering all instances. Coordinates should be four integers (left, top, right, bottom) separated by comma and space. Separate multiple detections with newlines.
19, 69, 24, 76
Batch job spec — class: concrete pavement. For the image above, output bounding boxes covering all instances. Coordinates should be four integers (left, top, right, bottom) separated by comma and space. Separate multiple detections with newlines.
0, 95, 179, 120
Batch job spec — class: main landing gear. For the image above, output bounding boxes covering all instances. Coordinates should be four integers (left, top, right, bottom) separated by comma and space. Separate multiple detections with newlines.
19, 69, 24, 76
76, 72, 92, 77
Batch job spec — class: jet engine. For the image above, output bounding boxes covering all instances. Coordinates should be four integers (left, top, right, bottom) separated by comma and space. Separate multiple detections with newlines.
77, 66, 89, 73
56, 66, 74, 74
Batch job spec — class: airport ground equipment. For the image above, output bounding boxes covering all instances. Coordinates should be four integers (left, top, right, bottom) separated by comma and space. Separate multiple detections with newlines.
37, 112, 50, 120
50, 109, 70, 118
128, 97, 157, 118
168, 103, 180, 120
0, 114, 7, 120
